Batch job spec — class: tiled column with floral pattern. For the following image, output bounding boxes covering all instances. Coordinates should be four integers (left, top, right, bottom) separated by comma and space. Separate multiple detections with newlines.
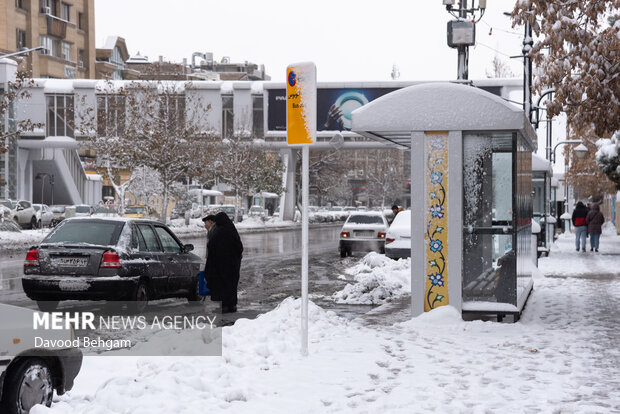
425, 132, 449, 311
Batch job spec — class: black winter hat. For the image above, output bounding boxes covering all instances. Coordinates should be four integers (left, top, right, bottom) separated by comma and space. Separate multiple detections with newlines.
202, 214, 217, 222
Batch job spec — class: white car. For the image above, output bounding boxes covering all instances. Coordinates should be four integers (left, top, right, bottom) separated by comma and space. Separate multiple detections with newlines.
385, 210, 411, 259
0, 303, 82, 413
33, 204, 54, 228
338, 211, 389, 257
0, 199, 38, 229
49, 205, 67, 226
248, 205, 266, 218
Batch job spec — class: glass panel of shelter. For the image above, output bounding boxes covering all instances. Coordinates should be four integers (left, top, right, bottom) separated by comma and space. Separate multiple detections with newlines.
462, 132, 516, 304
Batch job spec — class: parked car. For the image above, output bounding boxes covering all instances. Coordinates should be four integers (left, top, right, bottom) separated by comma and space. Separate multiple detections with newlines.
208, 204, 242, 222
50, 205, 67, 226
0, 199, 37, 229
33, 204, 54, 228
22, 217, 203, 313
0, 303, 82, 414
124, 205, 158, 219
338, 211, 389, 257
385, 210, 411, 259
248, 205, 266, 218
92, 205, 119, 217
64, 204, 93, 219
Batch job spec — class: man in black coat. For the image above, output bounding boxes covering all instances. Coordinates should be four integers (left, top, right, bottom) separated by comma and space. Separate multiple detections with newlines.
205, 211, 244, 313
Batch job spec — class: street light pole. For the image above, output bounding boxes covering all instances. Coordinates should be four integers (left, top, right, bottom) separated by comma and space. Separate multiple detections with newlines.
457, 0, 469, 80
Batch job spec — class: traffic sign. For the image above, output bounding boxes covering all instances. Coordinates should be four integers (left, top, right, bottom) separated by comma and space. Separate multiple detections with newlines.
286, 62, 316, 145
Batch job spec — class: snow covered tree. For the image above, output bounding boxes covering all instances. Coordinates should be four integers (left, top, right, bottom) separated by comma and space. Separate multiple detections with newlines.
1, 71, 42, 190
307, 149, 350, 206
128, 166, 163, 206
364, 149, 407, 209
565, 125, 617, 199
214, 133, 283, 222
511, 1, 620, 136
595, 130, 620, 190
122, 81, 211, 221
76, 81, 135, 215
485, 55, 516, 78
78, 80, 212, 219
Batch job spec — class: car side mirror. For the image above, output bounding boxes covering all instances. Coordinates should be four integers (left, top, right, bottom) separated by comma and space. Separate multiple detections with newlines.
16, 205, 23, 211
183, 244, 194, 253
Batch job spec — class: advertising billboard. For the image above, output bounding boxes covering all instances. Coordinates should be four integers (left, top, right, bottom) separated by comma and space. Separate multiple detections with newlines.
269, 87, 399, 133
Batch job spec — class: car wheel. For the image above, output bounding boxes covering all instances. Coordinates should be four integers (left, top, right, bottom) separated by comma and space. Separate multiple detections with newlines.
346, 249, 352, 257
127, 281, 149, 314
187, 275, 201, 305
36, 301, 59, 312
340, 249, 347, 258
0, 358, 53, 414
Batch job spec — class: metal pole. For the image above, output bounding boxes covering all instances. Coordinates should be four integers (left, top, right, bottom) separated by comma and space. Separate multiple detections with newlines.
457, 0, 469, 80
301, 144, 309, 356
523, 19, 533, 124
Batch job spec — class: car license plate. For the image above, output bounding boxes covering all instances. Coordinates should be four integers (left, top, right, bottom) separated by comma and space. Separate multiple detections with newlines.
355, 230, 375, 238
51, 257, 89, 267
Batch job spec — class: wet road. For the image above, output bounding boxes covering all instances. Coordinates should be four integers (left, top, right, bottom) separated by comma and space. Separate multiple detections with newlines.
0, 225, 375, 325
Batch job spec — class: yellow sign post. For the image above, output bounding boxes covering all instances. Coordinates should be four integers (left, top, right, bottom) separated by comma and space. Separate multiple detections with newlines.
286, 62, 316, 356
286, 62, 316, 145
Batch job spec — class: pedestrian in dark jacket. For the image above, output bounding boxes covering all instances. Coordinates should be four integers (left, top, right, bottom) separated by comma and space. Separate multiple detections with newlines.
205, 211, 243, 313
586, 203, 605, 252
571, 201, 588, 252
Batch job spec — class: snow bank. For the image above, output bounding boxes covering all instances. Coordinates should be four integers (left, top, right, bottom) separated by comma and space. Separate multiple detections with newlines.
0, 228, 48, 251
332, 252, 411, 304
37, 298, 352, 414
602, 221, 617, 237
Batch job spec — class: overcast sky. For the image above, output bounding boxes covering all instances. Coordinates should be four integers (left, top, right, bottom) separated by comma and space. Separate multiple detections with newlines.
95, 0, 526, 83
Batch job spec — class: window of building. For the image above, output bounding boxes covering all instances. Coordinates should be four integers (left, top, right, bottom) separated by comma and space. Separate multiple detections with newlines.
78, 49, 85, 68
222, 95, 233, 138
96, 95, 125, 137
15, 0, 28, 10
78, 12, 84, 30
16, 29, 27, 49
39, 35, 60, 57
61, 2, 70, 21
252, 95, 264, 138
61, 41, 71, 61
46, 94, 74, 137
40, 0, 58, 16
159, 95, 185, 132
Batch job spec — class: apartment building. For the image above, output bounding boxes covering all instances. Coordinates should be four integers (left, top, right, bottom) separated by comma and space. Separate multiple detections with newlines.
0, 0, 95, 78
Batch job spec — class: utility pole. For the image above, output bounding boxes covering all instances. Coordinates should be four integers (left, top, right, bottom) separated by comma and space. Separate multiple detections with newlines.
443, 0, 486, 81
457, 0, 469, 80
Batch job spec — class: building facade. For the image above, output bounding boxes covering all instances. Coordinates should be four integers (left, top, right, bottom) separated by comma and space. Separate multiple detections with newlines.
0, 0, 95, 79
1, 60, 521, 210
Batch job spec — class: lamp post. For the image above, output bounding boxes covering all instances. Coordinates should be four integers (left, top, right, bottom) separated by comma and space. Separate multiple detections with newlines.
35, 173, 54, 205
552, 141, 588, 233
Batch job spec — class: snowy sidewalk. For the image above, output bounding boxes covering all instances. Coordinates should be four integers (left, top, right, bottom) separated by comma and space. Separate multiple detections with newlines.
33, 231, 620, 414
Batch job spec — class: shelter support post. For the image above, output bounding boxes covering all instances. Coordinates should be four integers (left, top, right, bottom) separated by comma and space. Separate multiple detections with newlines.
279, 148, 298, 221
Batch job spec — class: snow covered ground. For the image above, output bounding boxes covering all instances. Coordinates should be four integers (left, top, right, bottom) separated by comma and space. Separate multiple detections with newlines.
31, 228, 620, 413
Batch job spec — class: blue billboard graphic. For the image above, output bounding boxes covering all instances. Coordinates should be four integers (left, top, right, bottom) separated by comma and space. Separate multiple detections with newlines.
267, 87, 398, 132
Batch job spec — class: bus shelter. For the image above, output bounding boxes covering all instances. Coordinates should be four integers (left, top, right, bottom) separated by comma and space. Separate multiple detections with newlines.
532, 154, 554, 257
351, 83, 537, 322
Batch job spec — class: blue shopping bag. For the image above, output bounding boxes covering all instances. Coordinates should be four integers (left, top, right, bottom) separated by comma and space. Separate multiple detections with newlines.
198, 270, 211, 296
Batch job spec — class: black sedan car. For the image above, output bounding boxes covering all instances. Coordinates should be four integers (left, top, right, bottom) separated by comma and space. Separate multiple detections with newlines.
22, 217, 203, 313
